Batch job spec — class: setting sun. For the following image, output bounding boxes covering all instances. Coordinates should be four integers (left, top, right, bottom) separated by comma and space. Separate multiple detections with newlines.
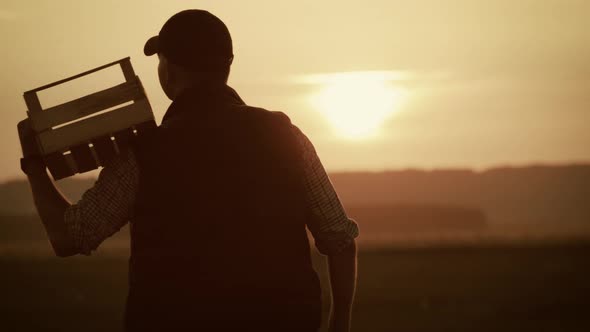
308, 71, 407, 140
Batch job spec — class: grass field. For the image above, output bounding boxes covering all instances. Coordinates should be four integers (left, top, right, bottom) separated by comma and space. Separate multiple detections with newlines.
1, 243, 589, 331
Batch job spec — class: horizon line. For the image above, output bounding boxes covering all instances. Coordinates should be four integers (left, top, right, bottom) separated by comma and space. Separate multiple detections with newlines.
2, 160, 590, 184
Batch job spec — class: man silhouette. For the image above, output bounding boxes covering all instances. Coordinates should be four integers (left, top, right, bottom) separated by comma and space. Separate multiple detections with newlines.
20, 9, 358, 332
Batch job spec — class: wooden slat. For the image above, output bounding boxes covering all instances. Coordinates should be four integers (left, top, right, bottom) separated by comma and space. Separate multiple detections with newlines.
24, 57, 131, 94
92, 135, 118, 166
38, 98, 154, 154
113, 128, 136, 153
71, 144, 99, 173
23, 92, 42, 113
45, 152, 77, 180
120, 58, 136, 82
29, 79, 143, 131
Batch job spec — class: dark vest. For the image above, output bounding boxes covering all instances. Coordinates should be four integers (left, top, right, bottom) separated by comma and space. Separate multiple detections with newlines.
125, 86, 321, 331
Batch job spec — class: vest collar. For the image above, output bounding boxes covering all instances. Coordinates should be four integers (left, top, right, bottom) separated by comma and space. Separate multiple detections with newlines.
162, 84, 246, 124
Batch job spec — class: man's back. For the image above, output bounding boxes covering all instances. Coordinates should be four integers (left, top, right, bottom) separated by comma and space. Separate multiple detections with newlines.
126, 85, 321, 330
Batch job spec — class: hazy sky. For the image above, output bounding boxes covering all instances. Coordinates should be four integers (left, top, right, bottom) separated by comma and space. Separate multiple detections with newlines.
1, 0, 589, 181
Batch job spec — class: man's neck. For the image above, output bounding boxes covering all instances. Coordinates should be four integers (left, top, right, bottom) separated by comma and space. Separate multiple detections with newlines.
172, 80, 227, 101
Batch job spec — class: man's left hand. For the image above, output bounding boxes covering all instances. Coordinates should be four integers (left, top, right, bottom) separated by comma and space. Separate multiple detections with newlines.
17, 119, 46, 176
17, 119, 39, 158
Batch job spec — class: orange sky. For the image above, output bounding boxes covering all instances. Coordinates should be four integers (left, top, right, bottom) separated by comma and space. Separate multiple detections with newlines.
1, 0, 589, 181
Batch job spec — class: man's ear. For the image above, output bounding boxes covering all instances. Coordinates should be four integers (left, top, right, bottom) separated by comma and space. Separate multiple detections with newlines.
167, 61, 188, 87
157, 55, 177, 100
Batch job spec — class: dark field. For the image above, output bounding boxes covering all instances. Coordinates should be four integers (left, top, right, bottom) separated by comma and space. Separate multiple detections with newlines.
1, 244, 589, 331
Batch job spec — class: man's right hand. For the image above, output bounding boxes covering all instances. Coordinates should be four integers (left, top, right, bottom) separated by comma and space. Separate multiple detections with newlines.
327, 240, 357, 332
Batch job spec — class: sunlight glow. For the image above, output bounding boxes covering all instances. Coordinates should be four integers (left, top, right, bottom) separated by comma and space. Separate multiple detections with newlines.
308, 71, 407, 140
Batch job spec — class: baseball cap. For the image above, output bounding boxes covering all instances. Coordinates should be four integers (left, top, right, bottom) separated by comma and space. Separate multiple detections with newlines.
144, 9, 233, 70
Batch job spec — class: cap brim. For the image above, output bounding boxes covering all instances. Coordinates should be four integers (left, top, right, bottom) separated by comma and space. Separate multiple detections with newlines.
143, 36, 160, 56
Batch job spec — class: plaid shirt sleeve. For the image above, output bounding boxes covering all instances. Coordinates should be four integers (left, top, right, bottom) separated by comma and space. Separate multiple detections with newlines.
291, 126, 359, 255
63, 150, 139, 255
64, 126, 359, 256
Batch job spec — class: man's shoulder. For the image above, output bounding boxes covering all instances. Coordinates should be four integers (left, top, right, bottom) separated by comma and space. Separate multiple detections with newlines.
235, 104, 293, 126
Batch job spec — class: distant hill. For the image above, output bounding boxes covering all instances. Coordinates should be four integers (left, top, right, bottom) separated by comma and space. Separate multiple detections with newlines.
347, 204, 487, 234
0, 177, 96, 215
1, 164, 589, 228
329, 165, 590, 227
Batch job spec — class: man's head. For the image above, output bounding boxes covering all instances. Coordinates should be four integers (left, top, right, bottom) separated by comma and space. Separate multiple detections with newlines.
144, 10, 234, 100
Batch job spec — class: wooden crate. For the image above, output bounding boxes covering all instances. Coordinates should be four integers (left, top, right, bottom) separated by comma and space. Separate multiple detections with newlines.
22, 57, 156, 180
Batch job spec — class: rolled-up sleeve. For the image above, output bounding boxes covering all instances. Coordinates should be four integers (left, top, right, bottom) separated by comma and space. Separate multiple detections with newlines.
63, 150, 139, 255
292, 127, 359, 255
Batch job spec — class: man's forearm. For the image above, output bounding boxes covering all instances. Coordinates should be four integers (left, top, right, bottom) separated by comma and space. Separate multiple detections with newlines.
27, 167, 77, 257
327, 239, 357, 331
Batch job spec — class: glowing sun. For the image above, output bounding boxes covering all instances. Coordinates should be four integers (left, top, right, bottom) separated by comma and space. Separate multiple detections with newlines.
309, 71, 406, 140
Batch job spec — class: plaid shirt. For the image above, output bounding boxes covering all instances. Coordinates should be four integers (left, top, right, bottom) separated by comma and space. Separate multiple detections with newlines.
64, 126, 358, 256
